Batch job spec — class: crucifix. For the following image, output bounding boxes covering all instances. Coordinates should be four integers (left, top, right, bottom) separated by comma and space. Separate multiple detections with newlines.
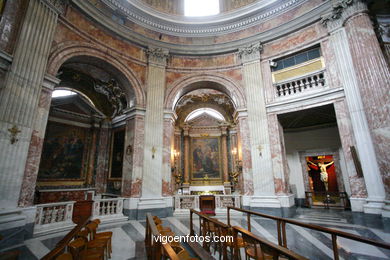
8, 125, 21, 144
257, 145, 263, 157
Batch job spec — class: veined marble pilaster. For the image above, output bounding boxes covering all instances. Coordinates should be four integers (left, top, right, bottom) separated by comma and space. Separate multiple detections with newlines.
140, 47, 168, 201
18, 75, 60, 207
239, 43, 279, 207
220, 124, 229, 183
0, 0, 60, 209
162, 111, 176, 196
326, 1, 386, 214
236, 112, 253, 196
95, 120, 111, 194
183, 125, 190, 184
122, 109, 145, 197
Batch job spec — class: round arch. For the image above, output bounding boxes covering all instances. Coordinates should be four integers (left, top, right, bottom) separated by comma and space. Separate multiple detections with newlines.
47, 41, 146, 107
164, 73, 246, 111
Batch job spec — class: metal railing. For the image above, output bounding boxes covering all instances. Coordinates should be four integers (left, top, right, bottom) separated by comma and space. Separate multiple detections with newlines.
227, 206, 390, 260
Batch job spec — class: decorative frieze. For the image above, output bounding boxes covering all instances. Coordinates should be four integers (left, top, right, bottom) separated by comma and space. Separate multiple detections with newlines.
238, 42, 263, 63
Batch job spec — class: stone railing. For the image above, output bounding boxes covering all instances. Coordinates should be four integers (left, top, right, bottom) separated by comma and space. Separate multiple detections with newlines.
274, 70, 325, 97
34, 201, 76, 235
92, 197, 127, 223
174, 195, 241, 215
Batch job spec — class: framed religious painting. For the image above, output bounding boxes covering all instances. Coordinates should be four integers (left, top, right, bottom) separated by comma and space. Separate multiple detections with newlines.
37, 121, 88, 185
108, 127, 125, 180
190, 137, 222, 182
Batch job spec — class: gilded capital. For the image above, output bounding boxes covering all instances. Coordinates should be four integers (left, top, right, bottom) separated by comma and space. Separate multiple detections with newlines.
238, 42, 263, 63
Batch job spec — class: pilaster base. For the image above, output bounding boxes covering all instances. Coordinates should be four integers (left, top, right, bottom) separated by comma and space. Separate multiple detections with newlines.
0, 207, 36, 250
382, 201, 390, 218
249, 196, 282, 208
123, 197, 173, 220
350, 197, 367, 212
363, 198, 385, 215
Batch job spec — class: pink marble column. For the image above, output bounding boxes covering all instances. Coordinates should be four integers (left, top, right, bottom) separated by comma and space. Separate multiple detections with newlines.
95, 120, 111, 194
334, 100, 368, 198
237, 113, 253, 195
344, 11, 390, 199
162, 113, 175, 196
220, 125, 229, 183
267, 113, 289, 195
18, 76, 59, 207
121, 113, 145, 197
183, 126, 190, 184
86, 126, 98, 185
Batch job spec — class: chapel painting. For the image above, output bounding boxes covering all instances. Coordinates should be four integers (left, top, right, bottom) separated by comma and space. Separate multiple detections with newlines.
109, 128, 125, 179
191, 137, 222, 180
38, 122, 87, 180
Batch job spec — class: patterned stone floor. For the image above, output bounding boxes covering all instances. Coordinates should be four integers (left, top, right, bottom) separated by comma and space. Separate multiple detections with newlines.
7, 208, 390, 259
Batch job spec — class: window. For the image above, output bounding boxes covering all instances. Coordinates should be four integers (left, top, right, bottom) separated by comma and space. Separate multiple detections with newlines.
272, 46, 321, 71
184, 0, 219, 17
185, 108, 224, 121
52, 89, 77, 98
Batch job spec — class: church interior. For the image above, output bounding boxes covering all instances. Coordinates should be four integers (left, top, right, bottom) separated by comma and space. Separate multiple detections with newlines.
0, 0, 389, 259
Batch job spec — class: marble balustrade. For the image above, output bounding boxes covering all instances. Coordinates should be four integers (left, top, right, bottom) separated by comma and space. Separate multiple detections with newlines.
92, 197, 128, 223
275, 70, 325, 97
34, 201, 75, 236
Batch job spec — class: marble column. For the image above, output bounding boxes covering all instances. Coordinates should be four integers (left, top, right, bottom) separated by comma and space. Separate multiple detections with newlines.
18, 75, 60, 207
0, 0, 61, 209
239, 43, 280, 208
343, 3, 390, 217
324, 1, 386, 214
183, 125, 190, 184
162, 112, 176, 196
220, 124, 229, 184
121, 110, 145, 198
138, 47, 171, 214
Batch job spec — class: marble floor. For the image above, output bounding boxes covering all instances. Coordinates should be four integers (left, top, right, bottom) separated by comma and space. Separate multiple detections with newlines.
5, 208, 390, 260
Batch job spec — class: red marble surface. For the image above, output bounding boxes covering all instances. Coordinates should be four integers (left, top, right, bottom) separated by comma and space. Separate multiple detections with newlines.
345, 13, 390, 198
38, 190, 86, 203
18, 131, 44, 206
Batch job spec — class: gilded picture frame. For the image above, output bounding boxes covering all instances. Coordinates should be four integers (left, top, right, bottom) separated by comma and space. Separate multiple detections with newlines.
190, 137, 222, 182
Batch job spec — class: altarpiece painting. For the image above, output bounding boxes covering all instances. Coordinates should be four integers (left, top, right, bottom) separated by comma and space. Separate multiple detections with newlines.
190, 137, 222, 181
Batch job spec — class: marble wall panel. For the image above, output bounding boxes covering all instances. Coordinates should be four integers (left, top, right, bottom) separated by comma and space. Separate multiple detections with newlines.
0, 0, 28, 54
237, 116, 253, 195
334, 100, 367, 197
38, 190, 86, 204
321, 39, 342, 89
263, 24, 325, 58
95, 123, 110, 194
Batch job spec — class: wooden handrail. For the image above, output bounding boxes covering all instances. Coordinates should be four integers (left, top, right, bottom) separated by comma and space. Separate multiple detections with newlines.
145, 213, 180, 260
227, 206, 390, 260
41, 217, 90, 260
190, 209, 230, 259
232, 225, 309, 260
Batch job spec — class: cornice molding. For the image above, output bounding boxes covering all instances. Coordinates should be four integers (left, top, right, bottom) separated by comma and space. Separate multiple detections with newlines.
71, 0, 332, 55
102, 0, 304, 37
